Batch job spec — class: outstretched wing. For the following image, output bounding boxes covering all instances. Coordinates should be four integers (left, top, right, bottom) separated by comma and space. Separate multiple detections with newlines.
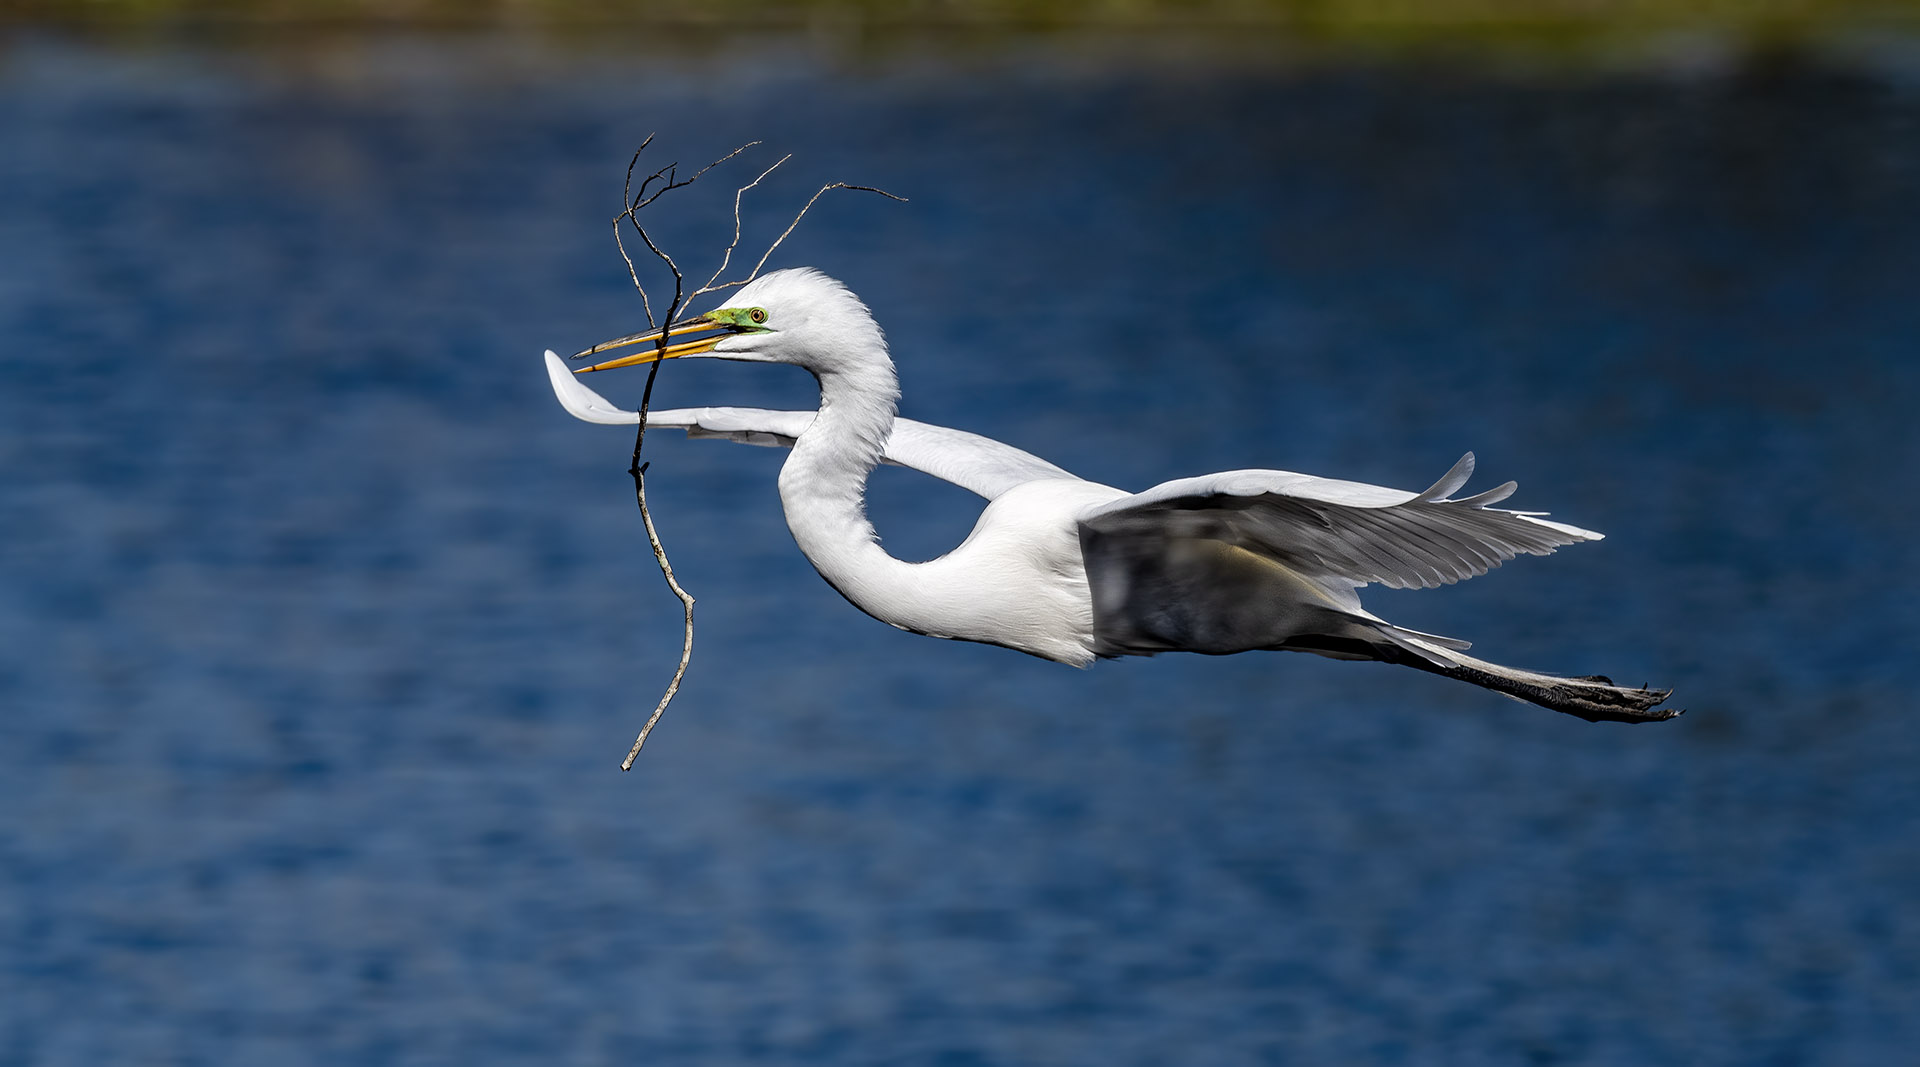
1079, 453, 1601, 591
544, 351, 1076, 500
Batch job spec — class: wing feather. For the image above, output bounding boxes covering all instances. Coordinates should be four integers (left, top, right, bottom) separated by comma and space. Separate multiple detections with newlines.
1453, 480, 1518, 508
549, 352, 1599, 588
1411, 452, 1476, 503
1081, 456, 1603, 591
544, 350, 1075, 499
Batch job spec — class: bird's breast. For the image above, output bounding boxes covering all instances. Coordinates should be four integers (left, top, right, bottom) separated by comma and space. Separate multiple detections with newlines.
909, 479, 1125, 666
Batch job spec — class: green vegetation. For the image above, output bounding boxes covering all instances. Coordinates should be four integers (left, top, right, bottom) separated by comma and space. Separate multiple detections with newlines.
4, 0, 1911, 73
8, 0, 1915, 38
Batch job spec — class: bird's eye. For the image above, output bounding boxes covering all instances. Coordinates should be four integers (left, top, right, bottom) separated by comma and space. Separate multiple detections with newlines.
748, 307, 767, 324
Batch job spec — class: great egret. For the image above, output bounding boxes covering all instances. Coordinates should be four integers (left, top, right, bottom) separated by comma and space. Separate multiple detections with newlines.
546, 268, 1675, 723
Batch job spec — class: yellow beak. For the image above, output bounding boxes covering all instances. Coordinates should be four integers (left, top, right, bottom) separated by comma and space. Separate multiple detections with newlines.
572, 317, 730, 373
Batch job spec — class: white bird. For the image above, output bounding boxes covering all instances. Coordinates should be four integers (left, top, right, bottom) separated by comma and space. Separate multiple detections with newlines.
547, 268, 1675, 723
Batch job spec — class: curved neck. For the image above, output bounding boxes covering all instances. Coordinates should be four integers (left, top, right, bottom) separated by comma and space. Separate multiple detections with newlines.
778, 361, 917, 620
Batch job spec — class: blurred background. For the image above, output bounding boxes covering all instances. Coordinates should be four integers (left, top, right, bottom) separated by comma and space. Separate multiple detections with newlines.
4, 2, 1919, 1064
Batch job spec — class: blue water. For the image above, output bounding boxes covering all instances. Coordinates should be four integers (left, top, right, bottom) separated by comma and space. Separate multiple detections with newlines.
3, 32, 1919, 1065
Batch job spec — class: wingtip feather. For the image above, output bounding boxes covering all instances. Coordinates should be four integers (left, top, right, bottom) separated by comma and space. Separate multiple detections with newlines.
1412, 452, 1476, 503
544, 350, 642, 425
1517, 514, 1605, 542
1453, 480, 1519, 508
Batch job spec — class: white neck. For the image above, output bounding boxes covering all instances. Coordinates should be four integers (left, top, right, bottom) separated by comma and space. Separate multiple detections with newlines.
777, 361, 923, 626
729, 267, 1098, 665
770, 329, 1101, 666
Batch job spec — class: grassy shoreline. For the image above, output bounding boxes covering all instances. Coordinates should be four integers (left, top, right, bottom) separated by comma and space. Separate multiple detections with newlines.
4, 1, 1913, 78
8, 0, 1915, 39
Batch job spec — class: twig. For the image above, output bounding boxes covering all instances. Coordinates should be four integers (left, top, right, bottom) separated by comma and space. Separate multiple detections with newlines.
612, 139, 762, 333
621, 463, 694, 769
694, 154, 792, 296
612, 139, 741, 768
613, 136, 664, 330
601, 137, 903, 768
696, 181, 907, 299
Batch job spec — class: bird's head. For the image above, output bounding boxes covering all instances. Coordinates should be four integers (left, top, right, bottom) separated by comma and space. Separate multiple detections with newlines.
572, 268, 885, 377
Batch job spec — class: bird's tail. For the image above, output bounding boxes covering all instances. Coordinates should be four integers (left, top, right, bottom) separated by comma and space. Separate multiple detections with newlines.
1374, 628, 1679, 724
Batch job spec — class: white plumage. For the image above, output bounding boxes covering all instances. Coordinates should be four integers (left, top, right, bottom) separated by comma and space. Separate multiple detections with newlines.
547, 268, 1675, 723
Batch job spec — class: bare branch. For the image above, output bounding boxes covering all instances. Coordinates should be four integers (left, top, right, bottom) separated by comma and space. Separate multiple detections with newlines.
621, 133, 656, 213
699, 182, 908, 300
608, 139, 760, 336
631, 217, 685, 323
621, 460, 695, 771
612, 219, 657, 330
615, 137, 661, 328
614, 355, 688, 768
605, 137, 761, 765
693, 154, 792, 297
679, 141, 760, 197
632, 142, 756, 215
596, 138, 902, 768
